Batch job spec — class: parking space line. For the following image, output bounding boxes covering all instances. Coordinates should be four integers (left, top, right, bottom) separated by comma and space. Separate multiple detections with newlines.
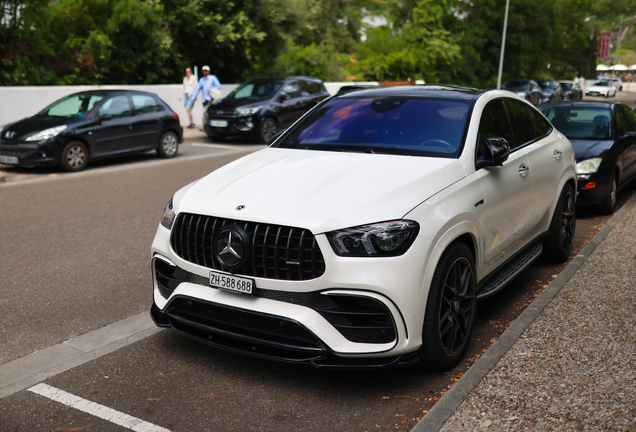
29, 383, 172, 432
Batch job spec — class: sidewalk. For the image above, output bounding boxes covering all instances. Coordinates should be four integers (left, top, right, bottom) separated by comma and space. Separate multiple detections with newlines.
181, 124, 209, 143
415, 193, 636, 431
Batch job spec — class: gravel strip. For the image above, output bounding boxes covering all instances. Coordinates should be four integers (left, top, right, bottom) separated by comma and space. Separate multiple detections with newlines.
436, 201, 636, 431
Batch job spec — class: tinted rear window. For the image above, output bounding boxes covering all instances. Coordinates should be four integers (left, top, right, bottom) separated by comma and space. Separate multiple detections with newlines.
275, 96, 471, 157
540, 106, 612, 140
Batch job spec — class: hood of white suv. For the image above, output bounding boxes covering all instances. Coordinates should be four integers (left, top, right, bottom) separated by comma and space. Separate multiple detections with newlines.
175, 148, 466, 233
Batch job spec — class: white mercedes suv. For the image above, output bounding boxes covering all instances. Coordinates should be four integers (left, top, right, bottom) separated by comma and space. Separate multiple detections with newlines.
150, 85, 576, 371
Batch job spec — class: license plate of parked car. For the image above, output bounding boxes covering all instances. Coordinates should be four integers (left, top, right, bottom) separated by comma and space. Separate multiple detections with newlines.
210, 120, 228, 127
209, 271, 253, 295
0, 156, 19, 164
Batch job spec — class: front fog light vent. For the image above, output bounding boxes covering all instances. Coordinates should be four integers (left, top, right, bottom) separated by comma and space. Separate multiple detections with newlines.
154, 258, 181, 299
315, 295, 396, 344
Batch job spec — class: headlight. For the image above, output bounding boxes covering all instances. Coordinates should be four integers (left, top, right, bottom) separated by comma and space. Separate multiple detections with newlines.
160, 198, 175, 229
327, 220, 419, 257
236, 106, 262, 116
576, 158, 602, 174
25, 125, 67, 142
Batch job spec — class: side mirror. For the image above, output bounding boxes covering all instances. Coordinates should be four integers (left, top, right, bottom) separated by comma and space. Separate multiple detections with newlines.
475, 137, 510, 170
99, 114, 112, 122
279, 92, 291, 102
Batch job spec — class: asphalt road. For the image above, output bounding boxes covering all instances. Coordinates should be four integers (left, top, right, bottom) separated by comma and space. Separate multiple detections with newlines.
1, 92, 635, 432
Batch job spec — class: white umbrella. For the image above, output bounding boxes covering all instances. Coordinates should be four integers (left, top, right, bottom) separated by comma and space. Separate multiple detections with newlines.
613, 64, 628, 71
629, 65, 636, 70
596, 64, 610, 71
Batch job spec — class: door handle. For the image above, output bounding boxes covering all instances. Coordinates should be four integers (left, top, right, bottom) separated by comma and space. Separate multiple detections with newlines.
554, 150, 562, 160
127, 124, 132, 130
519, 164, 529, 177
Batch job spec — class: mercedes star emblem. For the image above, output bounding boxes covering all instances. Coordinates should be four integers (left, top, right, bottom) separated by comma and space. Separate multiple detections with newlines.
214, 225, 250, 270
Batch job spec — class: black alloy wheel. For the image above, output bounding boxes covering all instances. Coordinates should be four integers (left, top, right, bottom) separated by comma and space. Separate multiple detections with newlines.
544, 183, 576, 263
420, 242, 476, 371
259, 117, 278, 144
60, 141, 88, 172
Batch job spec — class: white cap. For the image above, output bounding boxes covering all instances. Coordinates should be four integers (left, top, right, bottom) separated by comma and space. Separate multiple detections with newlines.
202, 65, 210, 71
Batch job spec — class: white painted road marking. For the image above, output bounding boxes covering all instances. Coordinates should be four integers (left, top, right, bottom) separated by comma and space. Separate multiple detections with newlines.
28, 383, 172, 432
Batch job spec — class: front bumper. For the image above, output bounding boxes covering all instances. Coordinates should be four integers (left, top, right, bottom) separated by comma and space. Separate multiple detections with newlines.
576, 173, 611, 205
150, 220, 433, 368
0, 138, 60, 167
203, 114, 260, 138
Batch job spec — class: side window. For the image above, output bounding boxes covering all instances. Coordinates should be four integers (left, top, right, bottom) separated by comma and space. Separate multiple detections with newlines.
297, 80, 312, 97
616, 105, 630, 137
99, 95, 131, 118
530, 108, 553, 137
505, 99, 537, 148
624, 104, 636, 131
132, 94, 158, 115
281, 81, 302, 99
477, 100, 514, 163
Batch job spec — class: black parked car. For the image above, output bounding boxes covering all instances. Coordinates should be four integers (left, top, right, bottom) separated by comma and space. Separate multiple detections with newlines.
0, 90, 183, 172
537, 80, 564, 104
559, 81, 583, 101
204, 76, 330, 143
540, 101, 636, 214
502, 79, 542, 105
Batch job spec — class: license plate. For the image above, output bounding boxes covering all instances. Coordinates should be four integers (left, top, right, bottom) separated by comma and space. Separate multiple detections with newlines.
210, 120, 228, 127
0, 155, 18, 164
209, 271, 253, 295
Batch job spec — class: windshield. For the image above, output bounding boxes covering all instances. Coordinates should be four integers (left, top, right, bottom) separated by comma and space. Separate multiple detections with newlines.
227, 80, 284, 101
594, 81, 611, 87
274, 96, 471, 157
37, 94, 104, 117
561, 83, 573, 90
538, 81, 554, 89
540, 106, 612, 140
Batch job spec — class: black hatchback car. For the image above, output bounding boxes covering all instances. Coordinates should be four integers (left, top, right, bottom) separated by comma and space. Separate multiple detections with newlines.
204, 76, 330, 143
0, 90, 183, 172
540, 101, 636, 214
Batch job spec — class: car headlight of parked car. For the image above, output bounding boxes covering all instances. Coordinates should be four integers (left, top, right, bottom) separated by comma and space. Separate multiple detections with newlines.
160, 198, 175, 229
576, 158, 602, 174
236, 106, 262, 117
25, 125, 67, 142
327, 220, 419, 257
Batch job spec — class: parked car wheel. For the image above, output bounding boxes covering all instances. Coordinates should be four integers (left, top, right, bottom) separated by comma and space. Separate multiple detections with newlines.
259, 117, 278, 143
60, 141, 88, 172
544, 184, 576, 263
600, 171, 618, 215
419, 242, 477, 371
157, 131, 178, 158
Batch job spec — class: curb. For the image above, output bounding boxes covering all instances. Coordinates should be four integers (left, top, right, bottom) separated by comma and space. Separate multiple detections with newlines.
411, 191, 636, 432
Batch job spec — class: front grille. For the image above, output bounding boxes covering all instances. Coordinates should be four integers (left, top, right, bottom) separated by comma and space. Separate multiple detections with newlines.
171, 213, 326, 281
0, 148, 33, 157
153, 261, 396, 344
166, 296, 326, 352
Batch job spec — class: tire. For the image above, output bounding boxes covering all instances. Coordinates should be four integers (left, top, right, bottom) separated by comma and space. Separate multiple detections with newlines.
599, 171, 618, 215
60, 141, 88, 172
157, 131, 179, 158
419, 242, 477, 372
259, 117, 278, 144
543, 183, 576, 263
